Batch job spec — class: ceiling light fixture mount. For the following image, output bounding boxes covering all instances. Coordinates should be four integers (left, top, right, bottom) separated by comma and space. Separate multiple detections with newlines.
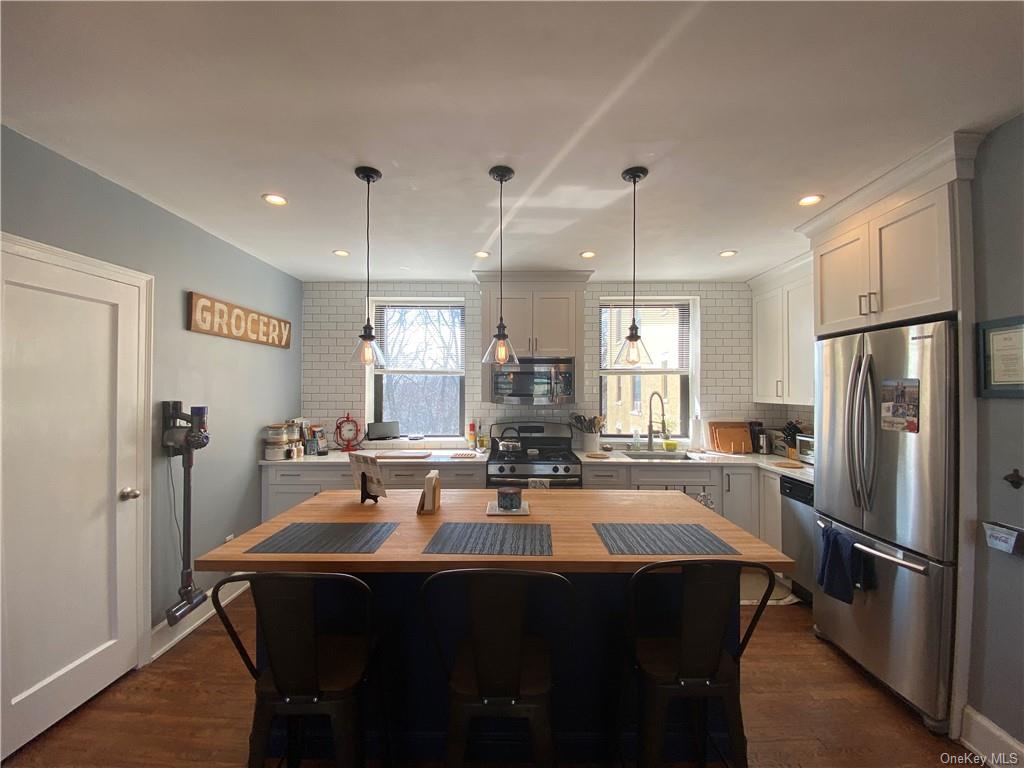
261, 193, 288, 206
613, 166, 653, 368
333, 249, 350, 257
482, 165, 519, 367
351, 166, 385, 368
474, 250, 490, 259
579, 250, 596, 259
719, 249, 738, 258
799, 194, 824, 206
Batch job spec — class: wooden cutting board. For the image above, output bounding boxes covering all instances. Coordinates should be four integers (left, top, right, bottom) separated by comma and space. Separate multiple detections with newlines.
708, 422, 752, 453
373, 450, 433, 459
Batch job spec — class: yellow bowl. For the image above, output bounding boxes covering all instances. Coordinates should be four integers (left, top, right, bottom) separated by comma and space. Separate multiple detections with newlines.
662, 439, 679, 452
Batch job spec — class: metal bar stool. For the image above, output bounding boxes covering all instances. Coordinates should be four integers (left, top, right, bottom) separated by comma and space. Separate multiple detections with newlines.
420, 568, 576, 768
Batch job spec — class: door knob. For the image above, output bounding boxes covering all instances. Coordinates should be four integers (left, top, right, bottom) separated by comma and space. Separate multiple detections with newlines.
119, 487, 142, 501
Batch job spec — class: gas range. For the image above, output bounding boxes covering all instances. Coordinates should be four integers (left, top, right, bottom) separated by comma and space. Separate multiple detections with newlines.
486, 422, 582, 488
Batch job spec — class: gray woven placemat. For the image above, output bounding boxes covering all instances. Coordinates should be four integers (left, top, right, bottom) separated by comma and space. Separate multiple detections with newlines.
247, 522, 398, 554
423, 522, 552, 556
593, 523, 738, 555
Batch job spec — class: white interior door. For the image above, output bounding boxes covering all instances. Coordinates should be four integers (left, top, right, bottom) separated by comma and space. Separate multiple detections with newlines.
1, 238, 151, 758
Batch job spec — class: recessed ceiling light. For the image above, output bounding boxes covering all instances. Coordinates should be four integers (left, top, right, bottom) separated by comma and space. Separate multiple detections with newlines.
332, 249, 350, 257
719, 250, 738, 258
261, 193, 288, 206
474, 251, 490, 259
798, 194, 824, 207
579, 250, 597, 259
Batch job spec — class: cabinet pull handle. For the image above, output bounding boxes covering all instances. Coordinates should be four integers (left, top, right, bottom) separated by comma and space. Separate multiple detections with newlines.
868, 291, 880, 313
858, 294, 869, 315
776, 380, 783, 398
535, 336, 539, 352
394, 472, 414, 477
279, 472, 301, 477
726, 473, 732, 493
593, 472, 615, 478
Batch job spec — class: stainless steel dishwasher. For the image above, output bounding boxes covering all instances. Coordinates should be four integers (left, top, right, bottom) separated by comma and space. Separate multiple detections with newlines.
780, 476, 816, 597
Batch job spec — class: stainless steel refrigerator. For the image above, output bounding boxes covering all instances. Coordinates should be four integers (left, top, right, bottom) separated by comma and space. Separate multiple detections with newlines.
813, 319, 957, 733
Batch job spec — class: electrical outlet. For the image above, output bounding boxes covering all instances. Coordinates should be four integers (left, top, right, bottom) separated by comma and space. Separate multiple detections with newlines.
224, 533, 234, 543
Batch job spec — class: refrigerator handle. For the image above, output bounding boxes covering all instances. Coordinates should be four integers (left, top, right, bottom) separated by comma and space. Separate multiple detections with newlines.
852, 542, 928, 575
863, 355, 879, 510
853, 351, 871, 511
845, 353, 863, 508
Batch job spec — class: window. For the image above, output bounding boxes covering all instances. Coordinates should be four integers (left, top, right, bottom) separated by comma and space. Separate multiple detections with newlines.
371, 301, 465, 436
599, 302, 693, 438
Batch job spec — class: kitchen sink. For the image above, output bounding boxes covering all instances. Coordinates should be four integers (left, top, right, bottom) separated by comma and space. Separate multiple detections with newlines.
621, 450, 696, 461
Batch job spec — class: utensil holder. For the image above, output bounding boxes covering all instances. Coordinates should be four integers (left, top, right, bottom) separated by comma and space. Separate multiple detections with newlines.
581, 432, 600, 452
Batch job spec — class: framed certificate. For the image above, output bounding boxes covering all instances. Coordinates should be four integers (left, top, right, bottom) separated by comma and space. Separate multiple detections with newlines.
977, 316, 1024, 398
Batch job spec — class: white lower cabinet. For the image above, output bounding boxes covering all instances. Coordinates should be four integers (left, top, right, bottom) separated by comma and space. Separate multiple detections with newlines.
384, 464, 486, 489
758, 471, 782, 551
265, 483, 322, 520
583, 465, 630, 489
722, 468, 758, 536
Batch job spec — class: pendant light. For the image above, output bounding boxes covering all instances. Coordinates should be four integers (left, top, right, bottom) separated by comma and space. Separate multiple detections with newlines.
351, 166, 385, 367
613, 166, 653, 368
482, 165, 519, 367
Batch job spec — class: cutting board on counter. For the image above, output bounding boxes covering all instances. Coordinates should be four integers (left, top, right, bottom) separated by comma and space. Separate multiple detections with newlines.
707, 422, 752, 454
373, 450, 433, 459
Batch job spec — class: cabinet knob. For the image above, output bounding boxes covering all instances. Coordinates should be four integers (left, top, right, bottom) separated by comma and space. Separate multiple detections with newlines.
119, 487, 142, 501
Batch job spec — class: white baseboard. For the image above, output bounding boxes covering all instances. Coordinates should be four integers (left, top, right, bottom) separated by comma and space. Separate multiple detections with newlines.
147, 578, 249, 663
961, 705, 1024, 764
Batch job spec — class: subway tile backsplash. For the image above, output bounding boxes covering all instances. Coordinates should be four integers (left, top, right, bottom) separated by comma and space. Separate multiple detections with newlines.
300, 279, 813, 441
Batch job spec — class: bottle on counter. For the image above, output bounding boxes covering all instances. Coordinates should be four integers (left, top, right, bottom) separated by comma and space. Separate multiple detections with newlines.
467, 419, 476, 447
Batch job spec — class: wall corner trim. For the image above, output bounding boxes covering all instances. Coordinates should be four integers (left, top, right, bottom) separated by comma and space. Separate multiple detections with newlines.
147, 576, 248, 663
961, 706, 1024, 763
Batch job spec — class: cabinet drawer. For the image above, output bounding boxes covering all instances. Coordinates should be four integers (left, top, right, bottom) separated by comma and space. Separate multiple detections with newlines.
439, 465, 486, 489
268, 466, 352, 488
630, 466, 719, 486
583, 465, 629, 488
382, 465, 429, 488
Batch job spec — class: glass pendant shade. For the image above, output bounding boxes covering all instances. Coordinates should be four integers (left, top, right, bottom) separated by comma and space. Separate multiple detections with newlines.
483, 330, 519, 366
613, 322, 652, 368
351, 332, 385, 367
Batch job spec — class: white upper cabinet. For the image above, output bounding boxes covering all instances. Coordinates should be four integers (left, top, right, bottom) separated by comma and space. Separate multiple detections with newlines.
800, 133, 982, 338
783, 275, 814, 406
813, 225, 871, 336
751, 259, 814, 406
868, 186, 954, 326
479, 272, 589, 360
492, 289, 533, 356
531, 290, 575, 357
752, 288, 784, 402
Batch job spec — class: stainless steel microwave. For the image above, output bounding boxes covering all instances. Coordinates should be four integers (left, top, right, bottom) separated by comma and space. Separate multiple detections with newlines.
490, 358, 574, 405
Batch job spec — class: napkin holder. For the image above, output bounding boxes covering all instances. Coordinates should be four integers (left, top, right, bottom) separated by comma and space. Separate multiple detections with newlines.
417, 470, 441, 515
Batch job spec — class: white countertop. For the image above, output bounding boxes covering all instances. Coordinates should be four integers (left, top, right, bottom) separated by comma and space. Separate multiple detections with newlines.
574, 449, 814, 483
259, 449, 487, 467
260, 448, 812, 483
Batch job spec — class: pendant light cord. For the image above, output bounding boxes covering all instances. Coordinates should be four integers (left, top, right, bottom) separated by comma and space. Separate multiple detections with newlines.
498, 178, 504, 325
365, 179, 371, 325
631, 178, 637, 324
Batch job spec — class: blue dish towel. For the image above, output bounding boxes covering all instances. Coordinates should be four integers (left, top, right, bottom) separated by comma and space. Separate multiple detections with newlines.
816, 526, 876, 604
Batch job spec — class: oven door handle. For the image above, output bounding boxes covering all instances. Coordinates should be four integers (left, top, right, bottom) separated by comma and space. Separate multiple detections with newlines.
489, 477, 580, 487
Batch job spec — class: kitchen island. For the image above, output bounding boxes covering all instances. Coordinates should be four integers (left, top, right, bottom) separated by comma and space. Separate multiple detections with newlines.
197, 489, 792, 762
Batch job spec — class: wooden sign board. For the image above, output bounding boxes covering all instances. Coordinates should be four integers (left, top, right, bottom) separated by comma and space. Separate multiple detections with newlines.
187, 292, 292, 349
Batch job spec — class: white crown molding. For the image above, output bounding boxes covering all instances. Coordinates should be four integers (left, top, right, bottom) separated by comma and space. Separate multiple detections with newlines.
747, 251, 812, 294
795, 132, 985, 243
473, 269, 594, 285
960, 706, 1024, 764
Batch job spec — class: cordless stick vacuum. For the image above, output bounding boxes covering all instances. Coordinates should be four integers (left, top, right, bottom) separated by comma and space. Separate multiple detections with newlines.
162, 401, 211, 626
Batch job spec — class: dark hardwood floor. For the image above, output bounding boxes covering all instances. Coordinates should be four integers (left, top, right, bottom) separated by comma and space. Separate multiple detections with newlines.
3, 594, 967, 767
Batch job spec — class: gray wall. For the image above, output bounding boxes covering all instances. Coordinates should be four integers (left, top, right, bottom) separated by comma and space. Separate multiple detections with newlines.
1, 126, 303, 626
968, 113, 1024, 741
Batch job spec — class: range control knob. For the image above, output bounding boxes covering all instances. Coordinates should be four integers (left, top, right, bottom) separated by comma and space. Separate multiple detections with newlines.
552, 465, 560, 473
498, 465, 506, 473
509, 466, 516, 474
564, 466, 572, 473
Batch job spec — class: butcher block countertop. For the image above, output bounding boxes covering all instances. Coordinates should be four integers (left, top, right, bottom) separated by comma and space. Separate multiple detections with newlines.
196, 489, 793, 574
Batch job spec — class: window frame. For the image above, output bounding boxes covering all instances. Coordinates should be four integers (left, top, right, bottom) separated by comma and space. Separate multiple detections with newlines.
597, 298, 697, 440
366, 298, 467, 437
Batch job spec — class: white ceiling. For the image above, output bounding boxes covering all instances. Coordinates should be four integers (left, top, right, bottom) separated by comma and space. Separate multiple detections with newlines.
2, 2, 1022, 282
